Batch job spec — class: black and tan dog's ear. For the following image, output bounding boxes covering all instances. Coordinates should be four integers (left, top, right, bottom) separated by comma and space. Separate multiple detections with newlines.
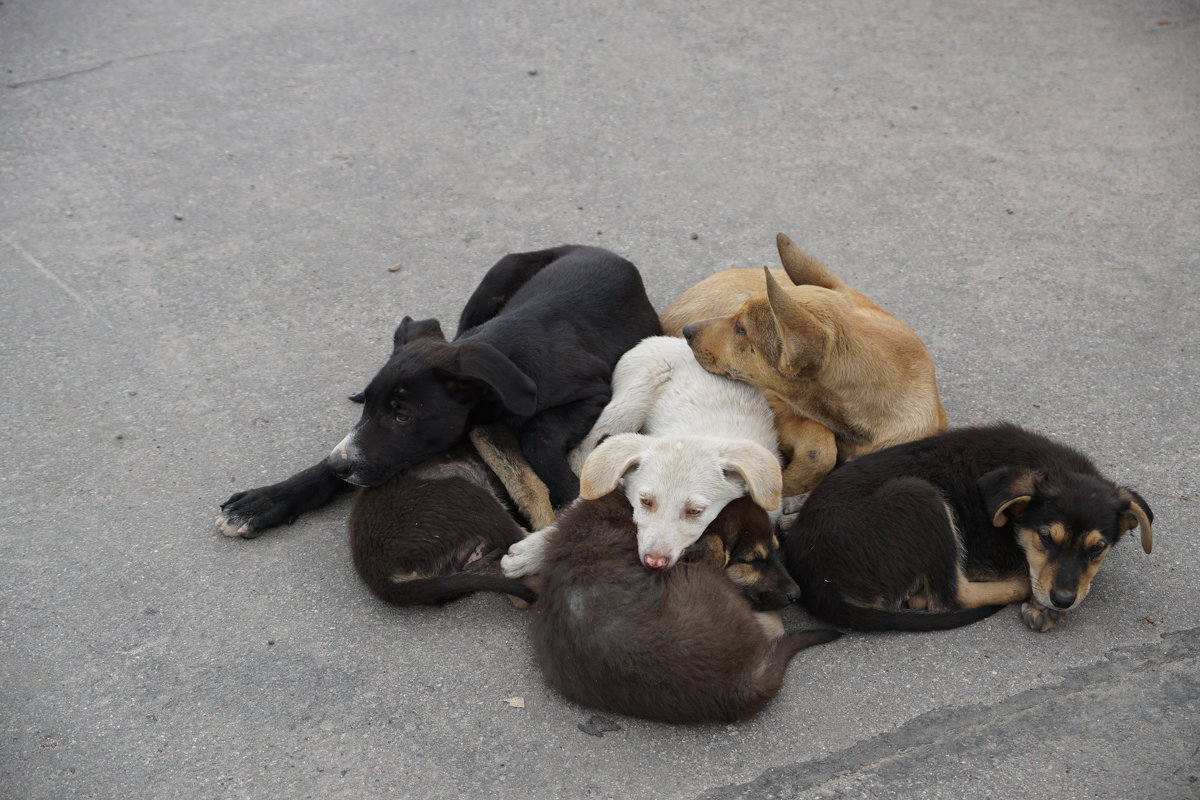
978, 467, 1037, 526
763, 268, 830, 375
776, 233, 841, 290
1117, 487, 1154, 554
719, 440, 783, 512
579, 433, 646, 499
450, 342, 538, 417
392, 316, 445, 351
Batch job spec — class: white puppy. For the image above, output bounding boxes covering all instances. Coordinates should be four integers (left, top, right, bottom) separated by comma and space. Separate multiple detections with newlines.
502, 336, 782, 577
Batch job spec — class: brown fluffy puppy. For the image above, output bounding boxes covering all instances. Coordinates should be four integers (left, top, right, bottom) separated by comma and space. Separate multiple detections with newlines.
660, 234, 947, 495
530, 492, 839, 724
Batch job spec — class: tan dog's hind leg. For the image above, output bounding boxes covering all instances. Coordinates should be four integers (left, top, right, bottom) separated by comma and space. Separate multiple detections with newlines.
772, 407, 838, 496
469, 424, 557, 530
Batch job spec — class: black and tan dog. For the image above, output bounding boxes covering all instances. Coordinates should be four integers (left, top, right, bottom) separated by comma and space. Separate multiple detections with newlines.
347, 425, 555, 606
531, 491, 839, 724
661, 234, 947, 496
218, 245, 660, 538
783, 423, 1154, 632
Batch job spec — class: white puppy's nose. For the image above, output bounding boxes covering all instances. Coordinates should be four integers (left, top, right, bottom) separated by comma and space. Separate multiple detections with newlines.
643, 554, 669, 570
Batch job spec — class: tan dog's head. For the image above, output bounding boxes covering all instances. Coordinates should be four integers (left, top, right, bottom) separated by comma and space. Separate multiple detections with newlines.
979, 467, 1154, 612
682, 234, 866, 393
578, 433, 782, 571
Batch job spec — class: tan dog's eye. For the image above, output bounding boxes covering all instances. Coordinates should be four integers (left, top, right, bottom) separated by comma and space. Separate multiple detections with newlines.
733, 321, 746, 336
640, 496, 656, 511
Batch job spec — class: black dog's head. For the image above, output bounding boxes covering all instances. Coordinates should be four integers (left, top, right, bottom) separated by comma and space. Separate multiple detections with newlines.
682, 495, 801, 611
325, 316, 538, 487
979, 467, 1154, 613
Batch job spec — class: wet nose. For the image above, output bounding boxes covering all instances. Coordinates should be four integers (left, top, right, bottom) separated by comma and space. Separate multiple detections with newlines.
643, 554, 669, 570
326, 447, 353, 479
1049, 589, 1076, 609
681, 323, 696, 342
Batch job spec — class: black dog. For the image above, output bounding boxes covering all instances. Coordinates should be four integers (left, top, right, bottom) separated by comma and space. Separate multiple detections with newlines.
218, 245, 660, 538
783, 423, 1154, 632
531, 491, 840, 724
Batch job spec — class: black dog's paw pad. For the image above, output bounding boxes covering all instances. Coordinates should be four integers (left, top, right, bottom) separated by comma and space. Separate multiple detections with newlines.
577, 715, 622, 737
1020, 601, 1065, 632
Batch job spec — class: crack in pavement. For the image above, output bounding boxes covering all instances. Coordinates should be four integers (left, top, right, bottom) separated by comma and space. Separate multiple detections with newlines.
4, 45, 216, 89
699, 627, 1200, 799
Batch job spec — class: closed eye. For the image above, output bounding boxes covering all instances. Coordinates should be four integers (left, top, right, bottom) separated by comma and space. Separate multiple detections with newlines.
1038, 532, 1053, 549
733, 321, 746, 336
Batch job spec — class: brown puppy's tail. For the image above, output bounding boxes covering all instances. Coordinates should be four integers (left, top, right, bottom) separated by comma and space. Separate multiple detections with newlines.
368, 572, 536, 607
809, 602, 1005, 632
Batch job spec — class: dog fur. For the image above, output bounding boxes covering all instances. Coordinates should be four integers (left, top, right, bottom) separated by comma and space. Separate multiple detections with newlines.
530, 491, 840, 724
503, 431, 782, 578
218, 245, 660, 538
783, 423, 1154, 632
346, 424, 552, 606
660, 233, 947, 496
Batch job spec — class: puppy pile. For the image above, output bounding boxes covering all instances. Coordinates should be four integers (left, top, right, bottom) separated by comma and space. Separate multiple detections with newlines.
217, 235, 1154, 724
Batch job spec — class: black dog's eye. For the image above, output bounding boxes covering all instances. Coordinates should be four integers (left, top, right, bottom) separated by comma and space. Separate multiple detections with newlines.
394, 413, 412, 425
1038, 532, 1054, 549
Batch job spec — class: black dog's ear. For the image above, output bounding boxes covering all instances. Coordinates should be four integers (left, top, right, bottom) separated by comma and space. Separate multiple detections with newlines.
348, 391, 366, 404
1116, 487, 1154, 554
392, 316, 445, 351
978, 467, 1037, 527
447, 341, 537, 417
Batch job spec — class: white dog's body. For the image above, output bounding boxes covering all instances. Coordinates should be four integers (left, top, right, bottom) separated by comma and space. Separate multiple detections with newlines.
503, 336, 783, 578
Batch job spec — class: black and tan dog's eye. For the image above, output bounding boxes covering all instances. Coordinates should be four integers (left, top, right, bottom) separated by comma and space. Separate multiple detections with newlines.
1087, 543, 1107, 558
1038, 532, 1054, 549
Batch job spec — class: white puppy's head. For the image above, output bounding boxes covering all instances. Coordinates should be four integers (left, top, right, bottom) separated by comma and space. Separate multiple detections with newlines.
579, 434, 782, 571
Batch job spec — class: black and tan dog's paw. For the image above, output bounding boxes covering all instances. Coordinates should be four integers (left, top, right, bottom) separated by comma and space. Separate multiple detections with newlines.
1020, 601, 1066, 632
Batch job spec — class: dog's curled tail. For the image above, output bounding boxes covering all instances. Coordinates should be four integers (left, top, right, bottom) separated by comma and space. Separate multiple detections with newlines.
370, 573, 536, 607
814, 602, 1005, 632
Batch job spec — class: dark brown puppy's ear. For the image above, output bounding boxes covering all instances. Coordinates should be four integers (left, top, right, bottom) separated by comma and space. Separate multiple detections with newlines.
763, 268, 830, 376
776, 233, 842, 290
392, 317, 445, 351
1116, 487, 1154, 554
448, 341, 537, 417
978, 467, 1037, 527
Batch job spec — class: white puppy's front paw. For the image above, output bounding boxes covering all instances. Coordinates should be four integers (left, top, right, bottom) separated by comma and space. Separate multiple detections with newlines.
502, 527, 553, 578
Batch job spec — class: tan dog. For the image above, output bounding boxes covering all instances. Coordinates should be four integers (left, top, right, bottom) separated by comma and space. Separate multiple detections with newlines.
660, 234, 947, 495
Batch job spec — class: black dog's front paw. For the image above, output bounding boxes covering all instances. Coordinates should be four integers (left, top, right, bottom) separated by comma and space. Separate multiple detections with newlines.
217, 486, 297, 539
1020, 600, 1066, 632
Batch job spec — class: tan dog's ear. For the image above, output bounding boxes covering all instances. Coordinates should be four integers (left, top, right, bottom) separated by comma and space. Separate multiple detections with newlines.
978, 467, 1037, 526
1117, 487, 1154, 554
763, 268, 830, 375
776, 233, 841, 290
719, 441, 783, 511
579, 433, 646, 500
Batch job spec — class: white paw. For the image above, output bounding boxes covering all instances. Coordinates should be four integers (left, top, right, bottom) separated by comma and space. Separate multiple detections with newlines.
502, 526, 553, 578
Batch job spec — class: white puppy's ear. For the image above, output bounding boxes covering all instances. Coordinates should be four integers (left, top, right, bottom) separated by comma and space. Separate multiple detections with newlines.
579, 433, 647, 500
719, 441, 783, 511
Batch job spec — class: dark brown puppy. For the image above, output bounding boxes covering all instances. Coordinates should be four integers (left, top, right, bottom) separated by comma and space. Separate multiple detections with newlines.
681, 495, 800, 611
531, 492, 839, 724
348, 426, 554, 606
784, 423, 1154, 632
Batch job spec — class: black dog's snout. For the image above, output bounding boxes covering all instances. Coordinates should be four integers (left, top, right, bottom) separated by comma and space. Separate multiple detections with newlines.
1049, 589, 1076, 609
681, 323, 697, 342
326, 450, 354, 479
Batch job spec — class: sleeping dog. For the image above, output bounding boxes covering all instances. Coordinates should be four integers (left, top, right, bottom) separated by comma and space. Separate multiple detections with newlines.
783, 423, 1154, 632
661, 234, 947, 496
503, 336, 782, 577
530, 491, 839, 724
217, 245, 660, 538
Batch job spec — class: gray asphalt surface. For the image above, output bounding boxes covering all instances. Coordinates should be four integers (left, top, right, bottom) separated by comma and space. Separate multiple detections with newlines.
2, 1, 1198, 798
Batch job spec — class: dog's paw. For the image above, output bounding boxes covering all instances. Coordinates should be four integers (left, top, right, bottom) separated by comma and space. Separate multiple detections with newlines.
1020, 601, 1066, 632
502, 527, 552, 578
217, 487, 295, 539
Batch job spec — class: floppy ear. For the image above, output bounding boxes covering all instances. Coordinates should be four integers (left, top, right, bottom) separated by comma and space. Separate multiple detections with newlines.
393, 316, 445, 351
348, 391, 366, 404
448, 342, 538, 417
1116, 487, 1154, 555
579, 433, 646, 500
776, 233, 842, 290
763, 268, 830, 375
719, 440, 783, 512
978, 467, 1037, 527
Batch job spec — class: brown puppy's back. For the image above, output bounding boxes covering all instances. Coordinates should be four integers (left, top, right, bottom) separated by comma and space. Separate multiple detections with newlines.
531, 492, 839, 724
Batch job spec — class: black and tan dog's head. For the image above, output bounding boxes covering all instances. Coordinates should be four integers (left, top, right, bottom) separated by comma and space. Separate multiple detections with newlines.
681, 495, 800, 611
326, 316, 537, 487
979, 467, 1154, 613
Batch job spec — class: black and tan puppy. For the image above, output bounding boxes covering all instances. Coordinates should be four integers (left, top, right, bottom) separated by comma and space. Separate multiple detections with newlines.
531, 492, 839, 724
218, 245, 660, 538
784, 423, 1154, 632
347, 425, 554, 606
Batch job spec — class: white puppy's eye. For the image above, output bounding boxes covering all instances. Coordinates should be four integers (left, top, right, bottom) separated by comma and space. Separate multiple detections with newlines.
640, 496, 656, 511
684, 506, 705, 518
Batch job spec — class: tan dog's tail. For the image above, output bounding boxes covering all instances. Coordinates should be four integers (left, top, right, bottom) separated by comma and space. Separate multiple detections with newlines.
776, 233, 842, 290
